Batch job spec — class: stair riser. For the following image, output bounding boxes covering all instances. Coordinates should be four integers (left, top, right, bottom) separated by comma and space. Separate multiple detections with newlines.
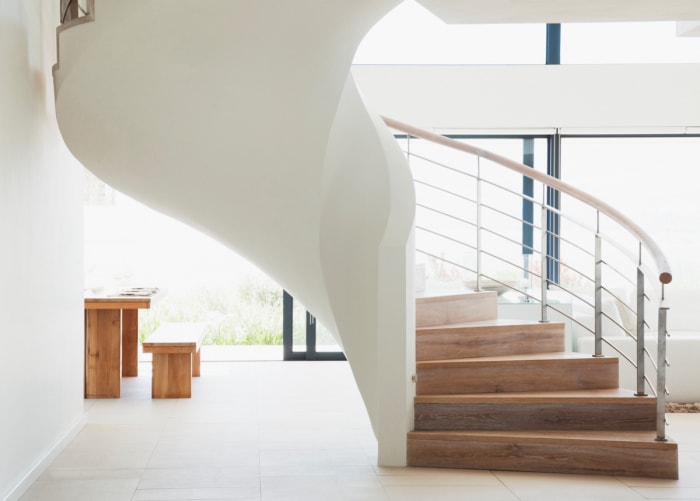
416, 292, 496, 327
414, 402, 657, 431
417, 326, 565, 361
407, 437, 678, 479
416, 360, 619, 394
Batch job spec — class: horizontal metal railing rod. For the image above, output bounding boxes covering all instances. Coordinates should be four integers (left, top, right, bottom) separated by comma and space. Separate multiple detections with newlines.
553, 257, 596, 286
416, 249, 477, 277
478, 174, 538, 201
396, 115, 671, 441
416, 203, 476, 228
408, 152, 477, 178
479, 249, 536, 279
385, 116, 672, 285
415, 179, 477, 205
599, 337, 642, 377
416, 226, 477, 252
599, 260, 638, 289
480, 202, 537, 228
480, 226, 537, 255
407, 136, 664, 294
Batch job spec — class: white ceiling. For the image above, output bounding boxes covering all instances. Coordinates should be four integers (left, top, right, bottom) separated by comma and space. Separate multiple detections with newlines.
416, 0, 700, 24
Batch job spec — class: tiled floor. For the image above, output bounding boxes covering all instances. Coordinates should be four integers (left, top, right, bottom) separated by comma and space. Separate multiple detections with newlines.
19, 348, 700, 501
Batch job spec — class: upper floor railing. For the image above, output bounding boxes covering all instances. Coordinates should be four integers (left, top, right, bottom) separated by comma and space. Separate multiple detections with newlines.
383, 116, 672, 441
59, 0, 93, 27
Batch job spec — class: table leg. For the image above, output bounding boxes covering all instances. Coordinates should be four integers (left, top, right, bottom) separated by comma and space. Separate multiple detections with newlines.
121, 309, 139, 377
85, 309, 121, 398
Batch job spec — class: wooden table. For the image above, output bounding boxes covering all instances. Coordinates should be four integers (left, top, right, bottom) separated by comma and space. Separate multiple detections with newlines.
84, 289, 158, 398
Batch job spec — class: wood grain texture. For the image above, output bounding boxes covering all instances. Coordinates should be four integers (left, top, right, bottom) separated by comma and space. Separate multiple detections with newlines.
85, 309, 121, 398
407, 430, 678, 479
409, 291, 678, 478
416, 291, 497, 327
121, 309, 138, 377
143, 323, 207, 398
84, 297, 151, 310
151, 353, 192, 398
416, 319, 565, 361
142, 323, 207, 350
414, 394, 657, 431
84, 293, 155, 381
416, 353, 619, 395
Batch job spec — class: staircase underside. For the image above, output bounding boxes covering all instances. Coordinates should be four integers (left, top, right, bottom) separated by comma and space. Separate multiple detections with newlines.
410, 291, 678, 479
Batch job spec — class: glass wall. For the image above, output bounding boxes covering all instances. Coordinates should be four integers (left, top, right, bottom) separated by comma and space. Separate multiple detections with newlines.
355, 3, 700, 66
354, 1, 545, 64
560, 136, 700, 290
561, 22, 700, 64
407, 135, 551, 292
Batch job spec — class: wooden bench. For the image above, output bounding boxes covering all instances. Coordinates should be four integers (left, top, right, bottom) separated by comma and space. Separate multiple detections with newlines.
142, 323, 208, 398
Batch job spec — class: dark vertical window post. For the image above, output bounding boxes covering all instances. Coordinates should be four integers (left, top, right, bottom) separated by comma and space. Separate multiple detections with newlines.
305, 312, 317, 361
545, 23, 561, 286
522, 138, 535, 262
282, 290, 346, 361
546, 23, 561, 65
282, 290, 296, 360
547, 132, 561, 285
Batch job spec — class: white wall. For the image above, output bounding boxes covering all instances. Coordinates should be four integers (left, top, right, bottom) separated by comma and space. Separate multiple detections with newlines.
53, 0, 415, 466
352, 64, 700, 132
0, 2, 85, 499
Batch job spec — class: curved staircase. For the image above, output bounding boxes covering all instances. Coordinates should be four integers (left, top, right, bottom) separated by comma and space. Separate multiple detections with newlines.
410, 291, 678, 479
54, 0, 679, 478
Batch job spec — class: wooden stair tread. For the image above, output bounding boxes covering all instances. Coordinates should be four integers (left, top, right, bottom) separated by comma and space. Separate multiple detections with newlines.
408, 429, 678, 478
417, 318, 563, 333
416, 290, 498, 326
410, 291, 677, 478
417, 351, 612, 367
415, 388, 654, 404
416, 319, 566, 361
408, 429, 676, 448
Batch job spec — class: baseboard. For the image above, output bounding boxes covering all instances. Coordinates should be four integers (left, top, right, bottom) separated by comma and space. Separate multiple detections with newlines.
2, 413, 87, 501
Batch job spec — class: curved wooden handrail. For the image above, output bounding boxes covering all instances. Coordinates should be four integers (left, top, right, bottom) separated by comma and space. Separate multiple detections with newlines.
382, 116, 672, 285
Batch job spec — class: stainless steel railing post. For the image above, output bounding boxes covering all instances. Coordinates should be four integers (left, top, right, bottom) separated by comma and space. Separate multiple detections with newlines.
476, 156, 482, 291
594, 222, 603, 357
540, 187, 548, 323
656, 298, 669, 441
636, 262, 647, 396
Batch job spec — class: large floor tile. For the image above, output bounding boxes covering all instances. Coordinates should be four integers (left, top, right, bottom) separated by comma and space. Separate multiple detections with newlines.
496, 471, 649, 501
20, 478, 139, 501
383, 484, 519, 501
15, 355, 700, 501
376, 467, 501, 486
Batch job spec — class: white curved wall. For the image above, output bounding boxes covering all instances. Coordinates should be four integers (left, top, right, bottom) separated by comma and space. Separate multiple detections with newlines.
321, 74, 416, 463
54, 0, 415, 465
1, 1, 85, 498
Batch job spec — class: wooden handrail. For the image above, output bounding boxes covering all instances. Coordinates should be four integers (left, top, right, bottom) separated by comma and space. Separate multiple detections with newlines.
382, 116, 672, 285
